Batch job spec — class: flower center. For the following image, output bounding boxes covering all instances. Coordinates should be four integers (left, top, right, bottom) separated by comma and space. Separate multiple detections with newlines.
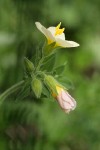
55, 22, 65, 36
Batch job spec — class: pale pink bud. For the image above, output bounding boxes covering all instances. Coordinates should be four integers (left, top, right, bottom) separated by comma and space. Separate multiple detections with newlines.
56, 87, 76, 113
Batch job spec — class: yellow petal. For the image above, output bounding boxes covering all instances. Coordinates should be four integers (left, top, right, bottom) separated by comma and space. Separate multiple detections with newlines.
56, 85, 63, 94
56, 22, 61, 30
55, 22, 65, 36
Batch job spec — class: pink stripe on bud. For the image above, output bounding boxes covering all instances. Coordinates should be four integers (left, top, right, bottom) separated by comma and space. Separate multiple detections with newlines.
56, 88, 76, 113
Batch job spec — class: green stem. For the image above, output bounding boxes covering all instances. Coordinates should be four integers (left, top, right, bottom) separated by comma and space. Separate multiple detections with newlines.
0, 80, 24, 104
36, 57, 44, 71
35, 71, 46, 78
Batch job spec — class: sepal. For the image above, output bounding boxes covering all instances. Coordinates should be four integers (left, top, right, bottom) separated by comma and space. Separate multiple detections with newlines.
24, 57, 34, 74
44, 75, 58, 94
31, 78, 42, 98
42, 40, 56, 56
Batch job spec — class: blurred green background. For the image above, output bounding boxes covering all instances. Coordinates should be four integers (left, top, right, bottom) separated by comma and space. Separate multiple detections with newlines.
0, 0, 100, 150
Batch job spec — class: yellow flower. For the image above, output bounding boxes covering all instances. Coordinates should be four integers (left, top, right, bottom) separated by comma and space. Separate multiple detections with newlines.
35, 22, 79, 48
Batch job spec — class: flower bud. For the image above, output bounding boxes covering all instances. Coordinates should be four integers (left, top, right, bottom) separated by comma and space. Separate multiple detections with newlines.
44, 75, 76, 113
24, 57, 34, 73
44, 75, 58, 94
55, 86, 76, 113
31, 78, 42, 98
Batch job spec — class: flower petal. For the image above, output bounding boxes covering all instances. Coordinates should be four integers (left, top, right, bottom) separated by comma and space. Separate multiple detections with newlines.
35, 22, 46, 35
55, 33, 65, 40
62, 91, 74, 105
56, 38, 79, 48
35, 22, 55, 42
41, 26, 55, 42
62, 91, 76, 109
47, 27, 55, 36
57, 93, 64, 108
48, 27, 65, 40
56, 90, 77, 113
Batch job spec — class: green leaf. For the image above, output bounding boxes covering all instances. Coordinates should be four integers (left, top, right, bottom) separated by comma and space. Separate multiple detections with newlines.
42, 84, 50, 98
56, 76, 74, 90
54, 62, 67, 75
42, 53, 55, 64
31, 45, 42, 67
41, 54, 56, 72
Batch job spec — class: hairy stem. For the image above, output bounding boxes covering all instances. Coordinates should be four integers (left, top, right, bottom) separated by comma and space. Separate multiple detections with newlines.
0, 80, 25, 104
36, 57, 44, 71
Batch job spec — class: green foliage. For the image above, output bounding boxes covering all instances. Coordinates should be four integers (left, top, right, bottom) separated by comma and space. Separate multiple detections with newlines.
43, 41, 56, 56
41, 54, 56, 72
0, 0, 100, 150
53, 62, 67, 75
